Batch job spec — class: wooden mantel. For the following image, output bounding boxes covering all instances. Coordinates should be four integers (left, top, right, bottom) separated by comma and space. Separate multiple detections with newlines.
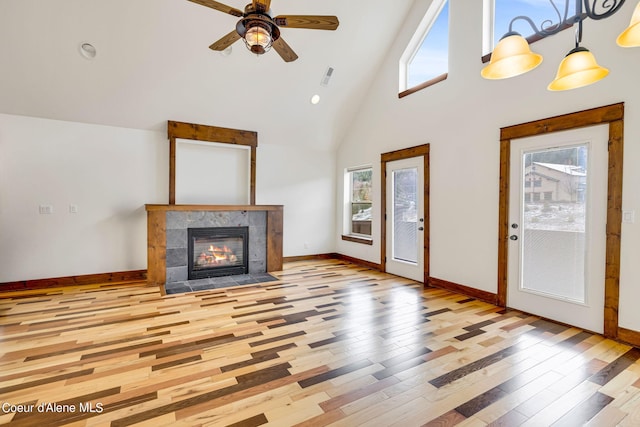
146, 204, 282, 212
146, 204, 283, 293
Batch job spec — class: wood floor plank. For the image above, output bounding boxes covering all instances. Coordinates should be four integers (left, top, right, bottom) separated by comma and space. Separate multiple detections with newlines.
1, 259, 639, 426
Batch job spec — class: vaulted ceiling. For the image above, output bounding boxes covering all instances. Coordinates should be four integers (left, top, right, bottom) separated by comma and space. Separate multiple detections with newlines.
0, 0, 417, 151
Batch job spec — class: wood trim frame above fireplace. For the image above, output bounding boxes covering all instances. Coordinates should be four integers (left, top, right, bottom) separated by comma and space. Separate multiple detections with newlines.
167, 121, 258, 205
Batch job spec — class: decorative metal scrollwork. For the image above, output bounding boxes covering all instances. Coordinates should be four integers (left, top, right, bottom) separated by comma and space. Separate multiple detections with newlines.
507, 0, 626, 38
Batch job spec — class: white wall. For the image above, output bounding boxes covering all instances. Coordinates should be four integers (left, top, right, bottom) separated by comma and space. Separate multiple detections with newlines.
335, 0, 640, 331
0, 114, 168, 281
175, 139, 250, 205
256, 143, 336, 257
0, 114, 337, 281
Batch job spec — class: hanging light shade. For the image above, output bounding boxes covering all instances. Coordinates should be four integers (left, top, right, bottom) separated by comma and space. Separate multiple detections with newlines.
481, 32, 543, 79
548, 46, 609, 91
617, 2, 640, 47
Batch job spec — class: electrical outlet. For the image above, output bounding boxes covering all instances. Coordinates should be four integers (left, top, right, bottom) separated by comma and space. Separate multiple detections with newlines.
623, 210, 635, 223
69, 204, 78, 214
39, 205, 53, 214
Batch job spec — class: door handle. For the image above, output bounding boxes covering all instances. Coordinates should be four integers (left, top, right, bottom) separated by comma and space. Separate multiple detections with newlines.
509, 235, 518, 241
418, 227, 424, 231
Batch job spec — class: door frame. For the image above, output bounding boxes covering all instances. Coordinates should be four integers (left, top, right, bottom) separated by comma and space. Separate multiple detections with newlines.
381, 144, 430, 284
497, 103, 624, 339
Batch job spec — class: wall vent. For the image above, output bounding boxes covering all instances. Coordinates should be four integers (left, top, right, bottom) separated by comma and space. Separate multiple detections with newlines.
320, 67, 334, 86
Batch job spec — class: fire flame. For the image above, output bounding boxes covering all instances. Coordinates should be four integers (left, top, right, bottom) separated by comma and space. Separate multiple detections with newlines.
197, 244, 238, 266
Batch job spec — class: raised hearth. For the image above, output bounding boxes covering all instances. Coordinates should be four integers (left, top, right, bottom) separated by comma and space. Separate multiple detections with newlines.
146, 204, 283, 294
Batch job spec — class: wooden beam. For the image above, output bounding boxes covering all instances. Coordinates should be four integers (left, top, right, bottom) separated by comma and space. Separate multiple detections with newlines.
497, 138, 510, 307
145, 204, 283, 212
167, 120, 257, 147
266, 207, 284, 272
250, 146, 257, 205
147, 209, 167, 293
500, 103, 624, 141
381, 144, 430, 163
604, 118, 624, 339
169, 137, 176, 205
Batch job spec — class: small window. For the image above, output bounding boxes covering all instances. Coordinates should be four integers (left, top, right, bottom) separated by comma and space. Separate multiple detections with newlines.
399, 0, 449, 93
347, 167, 372, 238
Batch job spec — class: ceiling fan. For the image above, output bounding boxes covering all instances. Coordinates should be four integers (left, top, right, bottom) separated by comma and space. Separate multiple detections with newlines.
187, 0, 340, 62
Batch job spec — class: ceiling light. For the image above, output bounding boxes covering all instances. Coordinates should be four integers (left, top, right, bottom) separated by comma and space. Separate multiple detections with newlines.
481, 0, 634, 91
310, 94, 320, 105
79, 42, 97, 60
617, 2, 640, 47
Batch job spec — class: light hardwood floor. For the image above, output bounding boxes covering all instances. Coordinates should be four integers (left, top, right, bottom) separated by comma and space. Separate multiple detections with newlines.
1, 260, 640, 426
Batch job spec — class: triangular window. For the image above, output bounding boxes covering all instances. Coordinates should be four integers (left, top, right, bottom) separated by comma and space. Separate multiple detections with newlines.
400, 0, 449, 94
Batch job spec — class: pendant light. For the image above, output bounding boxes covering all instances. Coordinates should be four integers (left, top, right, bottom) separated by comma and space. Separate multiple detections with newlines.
548, 20, 609, 91
481, 0, 632, 91
481, 32, 543, 79
617, 1, 640, 47
548, 47, 609, 91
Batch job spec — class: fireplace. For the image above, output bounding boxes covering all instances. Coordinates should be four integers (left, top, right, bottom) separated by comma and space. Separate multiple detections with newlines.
187, 227, 249, 279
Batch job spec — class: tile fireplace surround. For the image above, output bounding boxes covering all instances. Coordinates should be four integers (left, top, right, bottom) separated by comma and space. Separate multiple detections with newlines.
145, 204, 283, 294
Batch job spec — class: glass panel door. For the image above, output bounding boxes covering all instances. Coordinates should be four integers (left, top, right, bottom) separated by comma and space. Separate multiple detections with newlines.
386, 157, 424, 282
508, 125, 608, 333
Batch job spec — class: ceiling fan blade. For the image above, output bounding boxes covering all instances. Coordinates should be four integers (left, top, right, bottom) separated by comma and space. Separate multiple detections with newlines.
187, 0, 243, 17
272, 37, 298, 62
274, 15, 339, 30
252, 0, 271, 12
209, 30, 241, 51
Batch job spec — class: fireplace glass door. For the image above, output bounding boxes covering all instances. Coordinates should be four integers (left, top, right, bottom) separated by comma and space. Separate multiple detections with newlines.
188, 227, 249, 279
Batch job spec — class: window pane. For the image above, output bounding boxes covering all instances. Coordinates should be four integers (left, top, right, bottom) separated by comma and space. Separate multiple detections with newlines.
407, 0, 448, 88
351, 203, 372, 236
393, 168, 418, 263
351, 169, 372, 202
521, 145, 588, 303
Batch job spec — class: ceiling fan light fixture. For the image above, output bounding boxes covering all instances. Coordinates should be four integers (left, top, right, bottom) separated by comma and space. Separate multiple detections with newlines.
188, 0, 339, 62
243, 25, 272, 54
